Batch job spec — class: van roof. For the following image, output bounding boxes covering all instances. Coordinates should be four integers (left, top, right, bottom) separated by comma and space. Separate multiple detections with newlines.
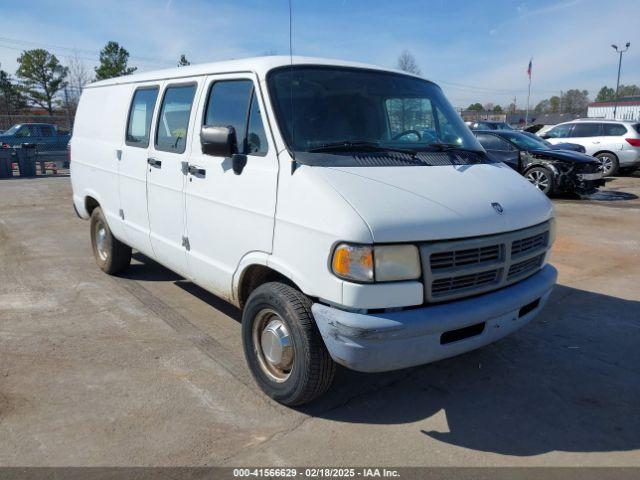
87, 55, 424, 89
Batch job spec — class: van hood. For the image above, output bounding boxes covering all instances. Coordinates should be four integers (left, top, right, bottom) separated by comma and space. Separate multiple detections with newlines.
316, 163, 553, 243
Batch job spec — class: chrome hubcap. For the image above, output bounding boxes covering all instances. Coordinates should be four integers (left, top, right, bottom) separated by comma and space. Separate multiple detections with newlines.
253, 309, 293, 382
96, 223, 108, 261
527, 170, 549, 191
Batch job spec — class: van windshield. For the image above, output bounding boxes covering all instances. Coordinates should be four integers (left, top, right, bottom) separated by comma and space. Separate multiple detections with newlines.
267, 66, 483, 157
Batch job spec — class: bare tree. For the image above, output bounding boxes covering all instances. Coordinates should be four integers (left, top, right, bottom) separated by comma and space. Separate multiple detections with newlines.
66, 51, 91, 110
397, 50, 421, 75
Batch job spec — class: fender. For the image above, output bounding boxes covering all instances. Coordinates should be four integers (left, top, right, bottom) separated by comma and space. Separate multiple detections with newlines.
232, 251, 314, 305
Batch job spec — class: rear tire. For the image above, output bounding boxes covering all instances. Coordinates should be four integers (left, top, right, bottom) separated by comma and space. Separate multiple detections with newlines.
90, 207, 131, 274
242, 282, 335, 406
595, 152, 619, 177
525, 166, 555, 196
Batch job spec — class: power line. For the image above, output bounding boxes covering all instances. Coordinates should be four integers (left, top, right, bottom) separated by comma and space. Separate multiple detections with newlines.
0, 36, 174, 66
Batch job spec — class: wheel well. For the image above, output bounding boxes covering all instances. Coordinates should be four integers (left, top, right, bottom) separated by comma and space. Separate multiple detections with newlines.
238, 265, 299, 308
524, 163, 553, 174
84, 196, 99, 215
593, 150, 618, 160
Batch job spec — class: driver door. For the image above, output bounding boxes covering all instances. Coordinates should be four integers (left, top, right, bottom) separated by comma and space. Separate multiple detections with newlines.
184, 74, 278, 298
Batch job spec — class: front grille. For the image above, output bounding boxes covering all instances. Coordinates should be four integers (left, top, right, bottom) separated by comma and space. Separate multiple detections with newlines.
508, 254, 545, 280
420, 222, 550, 303
430, 245, 501, 270
511, 232, 548, 257
432, 269, 501, 297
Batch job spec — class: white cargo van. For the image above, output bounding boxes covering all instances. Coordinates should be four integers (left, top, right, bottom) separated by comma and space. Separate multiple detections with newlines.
71, 56, 557, 405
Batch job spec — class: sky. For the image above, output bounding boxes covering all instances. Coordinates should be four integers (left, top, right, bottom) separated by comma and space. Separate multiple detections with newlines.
1, 0, 639, 109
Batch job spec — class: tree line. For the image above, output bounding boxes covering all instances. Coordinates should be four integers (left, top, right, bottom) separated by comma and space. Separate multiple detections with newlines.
464, 84, 640, 116
0, 41, 191, 117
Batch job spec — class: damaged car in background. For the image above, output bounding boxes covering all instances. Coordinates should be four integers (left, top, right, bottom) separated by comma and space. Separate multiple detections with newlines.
474, 130, 604, 196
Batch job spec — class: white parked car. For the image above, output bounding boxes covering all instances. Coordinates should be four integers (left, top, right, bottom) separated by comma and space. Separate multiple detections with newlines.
71, 56, 557, 405
541, 119, 640, 176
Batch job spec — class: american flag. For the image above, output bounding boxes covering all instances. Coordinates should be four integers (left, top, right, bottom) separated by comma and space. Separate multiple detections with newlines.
527, 58, 533, 79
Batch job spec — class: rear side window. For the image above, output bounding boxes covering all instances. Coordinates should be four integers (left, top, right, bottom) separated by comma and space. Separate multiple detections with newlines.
570, 123, 602, 137
603, 123, 628, 136
41, 126, 54, 137
155, 84, 196, 154
204, 80, 268, 156
126, 87, 159, 147
633, 124, 640, 135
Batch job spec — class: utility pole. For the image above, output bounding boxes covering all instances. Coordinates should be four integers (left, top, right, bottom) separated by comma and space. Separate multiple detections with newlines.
612, 42, 631, 119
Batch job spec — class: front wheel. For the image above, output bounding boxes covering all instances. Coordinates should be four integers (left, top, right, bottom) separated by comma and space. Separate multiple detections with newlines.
525, 166, 555, 196
90, 207, 131, 274
242, 282, 335, 406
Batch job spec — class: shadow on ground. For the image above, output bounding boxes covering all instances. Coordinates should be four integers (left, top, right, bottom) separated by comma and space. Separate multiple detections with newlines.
122, 254, 640, 457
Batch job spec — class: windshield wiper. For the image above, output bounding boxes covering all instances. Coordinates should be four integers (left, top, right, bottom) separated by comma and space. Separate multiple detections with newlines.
308, 140, 417, 157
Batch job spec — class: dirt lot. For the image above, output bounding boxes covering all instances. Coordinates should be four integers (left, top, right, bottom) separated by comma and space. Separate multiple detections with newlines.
0, 172, 639, 467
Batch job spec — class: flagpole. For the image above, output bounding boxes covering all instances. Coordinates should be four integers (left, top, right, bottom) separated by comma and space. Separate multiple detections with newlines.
525, 58, 532, 125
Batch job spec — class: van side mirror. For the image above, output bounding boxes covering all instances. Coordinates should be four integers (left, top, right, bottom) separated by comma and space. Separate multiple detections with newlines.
540, 134, 550, 140
201, 125, 238, 157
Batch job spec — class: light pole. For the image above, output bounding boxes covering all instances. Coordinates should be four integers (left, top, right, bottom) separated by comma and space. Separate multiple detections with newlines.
611, 42, 630, 119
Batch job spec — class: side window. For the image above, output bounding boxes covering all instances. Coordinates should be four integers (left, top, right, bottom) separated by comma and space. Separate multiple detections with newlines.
476, 133, 512, 151
41, 126, 54, 137
603, 123, 628, 136
126, 87, 159, 147
155, 84, 196, 153
16, 125, 33, 138
246, 91, 268, 156
204, 79, 268, 156
570, 123, 601, 137
545, 124, 572, 138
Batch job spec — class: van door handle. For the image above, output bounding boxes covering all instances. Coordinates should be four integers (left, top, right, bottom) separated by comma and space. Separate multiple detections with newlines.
147, 157, 162, 168
187, 165, 206, 177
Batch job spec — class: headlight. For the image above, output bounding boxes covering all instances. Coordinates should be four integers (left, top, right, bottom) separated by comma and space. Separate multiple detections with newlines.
331, 243, 421, 283
374, 245, 421, 281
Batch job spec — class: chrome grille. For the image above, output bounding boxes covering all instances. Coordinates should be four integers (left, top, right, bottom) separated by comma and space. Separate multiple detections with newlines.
420, 221, 550, 303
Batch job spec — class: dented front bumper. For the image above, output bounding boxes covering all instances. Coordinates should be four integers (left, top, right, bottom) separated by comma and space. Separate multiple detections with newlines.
312, 264, 557, 372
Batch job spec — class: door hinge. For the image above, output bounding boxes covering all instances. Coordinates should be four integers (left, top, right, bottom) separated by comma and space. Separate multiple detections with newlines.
119, 209, 125, 220
181, 236, 190, 251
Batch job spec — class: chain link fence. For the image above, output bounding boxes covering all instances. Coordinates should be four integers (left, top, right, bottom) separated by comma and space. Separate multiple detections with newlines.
0, 114, 72, 177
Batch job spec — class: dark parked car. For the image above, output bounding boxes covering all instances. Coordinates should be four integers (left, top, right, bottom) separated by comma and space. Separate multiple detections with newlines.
465, 120, 514, 131
474, 130, 604, 196
0, 123, 70, 151
520, 131, 586, 153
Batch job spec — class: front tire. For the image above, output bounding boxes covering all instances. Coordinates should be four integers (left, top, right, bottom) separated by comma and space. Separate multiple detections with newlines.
90, 207, 131, 274
525, 166, 555, 196
242, 282, 335, 406
595, 152, 619, 177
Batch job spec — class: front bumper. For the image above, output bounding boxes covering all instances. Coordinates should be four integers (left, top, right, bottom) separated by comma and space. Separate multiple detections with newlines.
312, 264, 557, 372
